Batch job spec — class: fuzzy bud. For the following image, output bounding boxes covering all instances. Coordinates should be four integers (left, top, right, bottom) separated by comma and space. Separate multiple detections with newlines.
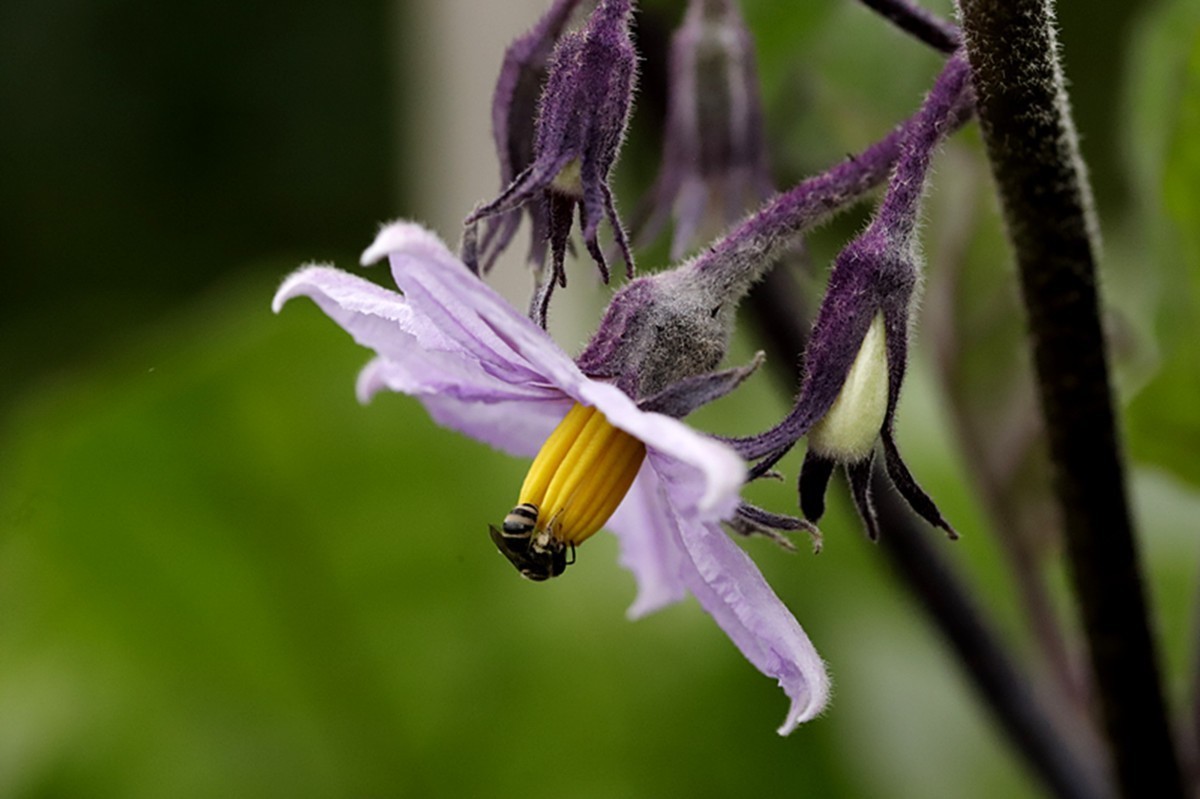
466, 0, 639, 328
633, 0, 773, 260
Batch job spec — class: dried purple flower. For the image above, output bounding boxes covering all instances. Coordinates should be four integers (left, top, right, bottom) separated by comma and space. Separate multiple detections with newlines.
632, 0, 773, 259
465, 0, 638, 327
729, 54, 973, 539
467, 0, 592, 275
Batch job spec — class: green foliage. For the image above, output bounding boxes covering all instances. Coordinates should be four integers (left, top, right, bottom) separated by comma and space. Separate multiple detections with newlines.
1123, 0, 1200, 487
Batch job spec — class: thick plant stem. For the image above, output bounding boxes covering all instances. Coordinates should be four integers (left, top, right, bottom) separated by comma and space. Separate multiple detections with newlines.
955, 1, 1185, 796
747, 268, 1111, 799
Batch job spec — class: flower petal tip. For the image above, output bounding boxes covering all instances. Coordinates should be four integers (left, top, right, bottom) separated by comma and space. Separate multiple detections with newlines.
776, 670, 832, 735
360, 220, 444, 267
271, 263, 338, 314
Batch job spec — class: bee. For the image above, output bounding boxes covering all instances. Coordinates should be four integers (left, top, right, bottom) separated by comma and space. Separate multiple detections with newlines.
488, 502, 575, 581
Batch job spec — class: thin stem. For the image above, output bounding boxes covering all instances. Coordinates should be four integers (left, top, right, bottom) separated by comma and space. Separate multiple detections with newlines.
956, 1, 1185, 796
689, 56, 973, 298
856, 0, 960, 54
746, 269, 1112, 799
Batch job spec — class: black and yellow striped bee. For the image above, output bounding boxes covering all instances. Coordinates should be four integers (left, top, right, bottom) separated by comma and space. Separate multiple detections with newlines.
488, 502, 575, 581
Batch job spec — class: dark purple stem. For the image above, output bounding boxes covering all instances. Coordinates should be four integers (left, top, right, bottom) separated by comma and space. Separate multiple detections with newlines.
856, 0, 961, 54
956, 1, 1185, 796
874, 53, 970, 244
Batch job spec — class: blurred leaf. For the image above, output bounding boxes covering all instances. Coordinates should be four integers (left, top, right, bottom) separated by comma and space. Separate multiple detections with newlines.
1123, 0, 1200, 487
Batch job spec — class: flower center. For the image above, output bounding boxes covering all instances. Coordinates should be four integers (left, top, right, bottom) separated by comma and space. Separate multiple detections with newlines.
518, 402, 646, 546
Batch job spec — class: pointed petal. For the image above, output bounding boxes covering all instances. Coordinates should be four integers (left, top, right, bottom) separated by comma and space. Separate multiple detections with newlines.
273, 265, 454, 357
676, 517, 830, 733
275, 261, 572, 457
357, 357, 570, 457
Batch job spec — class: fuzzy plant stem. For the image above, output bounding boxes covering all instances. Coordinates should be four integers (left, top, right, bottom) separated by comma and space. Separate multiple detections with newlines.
689, 55, 974, 295
747, 268, 1112, 799
855, 0, 960, 54
955, 1, 1185, 796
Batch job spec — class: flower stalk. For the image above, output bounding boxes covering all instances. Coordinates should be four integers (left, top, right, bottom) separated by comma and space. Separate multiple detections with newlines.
956, 0, 1185, 795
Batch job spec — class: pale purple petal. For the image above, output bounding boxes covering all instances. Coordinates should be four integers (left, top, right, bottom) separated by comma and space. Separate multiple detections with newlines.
273, 265, 456, 358
357, 356, 571, 458
362, 221, 587, 391
606, 463, 689, 619
676, 517, 831, 734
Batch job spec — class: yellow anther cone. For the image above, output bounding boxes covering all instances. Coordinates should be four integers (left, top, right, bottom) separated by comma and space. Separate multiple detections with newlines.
519, 403, 647, 546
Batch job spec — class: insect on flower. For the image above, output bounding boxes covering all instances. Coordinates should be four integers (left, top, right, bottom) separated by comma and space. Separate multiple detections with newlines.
489, 402, 647, 579
489, 503, 573, 581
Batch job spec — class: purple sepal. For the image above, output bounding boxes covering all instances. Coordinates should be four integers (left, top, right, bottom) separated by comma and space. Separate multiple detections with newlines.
798, 451, 835, 521
637, 352, 763, 418
467, 0, 591, 275
846, 455, 881, 541
466, 0, 638, 327
729, 501, 822, 554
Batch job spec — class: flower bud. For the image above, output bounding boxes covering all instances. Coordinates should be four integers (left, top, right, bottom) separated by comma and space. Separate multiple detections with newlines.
633, 0, 773, 259
469, 0, 591, 275
466, 0, 638, 327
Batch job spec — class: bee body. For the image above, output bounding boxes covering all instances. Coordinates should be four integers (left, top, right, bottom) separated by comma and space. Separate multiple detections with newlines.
502, 503, 539, 536
489, 502, 573, 581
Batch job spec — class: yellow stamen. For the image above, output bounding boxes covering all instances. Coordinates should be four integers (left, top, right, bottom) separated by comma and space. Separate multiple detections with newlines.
518, 403, 647, 546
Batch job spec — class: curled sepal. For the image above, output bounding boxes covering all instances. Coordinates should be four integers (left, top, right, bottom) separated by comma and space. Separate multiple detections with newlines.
727, 502, 823, 554
466, 0, 638, 327
466, 0, 592, 275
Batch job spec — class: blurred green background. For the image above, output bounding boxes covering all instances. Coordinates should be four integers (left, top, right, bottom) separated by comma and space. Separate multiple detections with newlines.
3, 0, 1199, 796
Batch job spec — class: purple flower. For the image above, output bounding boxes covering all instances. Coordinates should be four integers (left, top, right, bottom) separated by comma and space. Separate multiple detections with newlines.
468, 0, 590, 275
465, 0, 638, 327
273, 220, 830, 733
632, 0, 773, 260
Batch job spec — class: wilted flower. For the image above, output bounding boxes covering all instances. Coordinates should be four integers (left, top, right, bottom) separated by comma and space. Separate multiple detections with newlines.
273, 221, 829, 733
633, 0, 773, 259
464, 0, 638, 327
468, 0, 591, 275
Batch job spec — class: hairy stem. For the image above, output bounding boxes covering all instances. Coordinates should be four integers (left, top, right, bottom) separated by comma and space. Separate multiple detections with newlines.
955, 1, 1184, 795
